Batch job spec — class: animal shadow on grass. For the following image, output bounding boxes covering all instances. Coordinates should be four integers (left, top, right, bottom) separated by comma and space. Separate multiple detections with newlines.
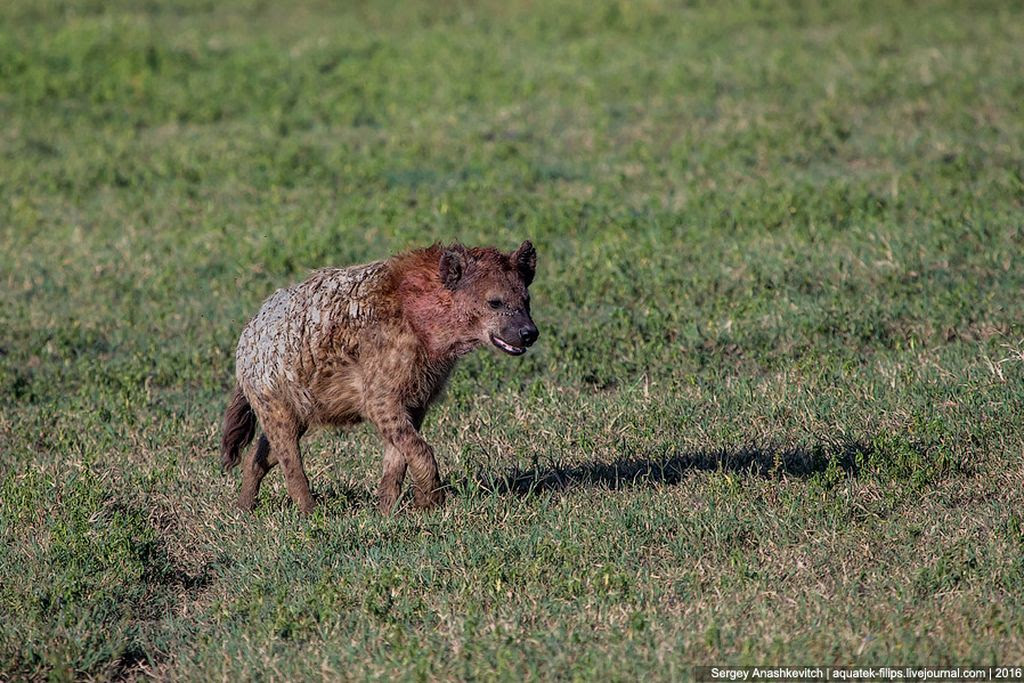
472, 441, 869, 498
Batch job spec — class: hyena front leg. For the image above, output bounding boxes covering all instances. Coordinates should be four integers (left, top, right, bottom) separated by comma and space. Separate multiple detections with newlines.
377, 406, 426, 514
238, 435, 275, 511
369, 403, 444, 510
377, 444, 406, 514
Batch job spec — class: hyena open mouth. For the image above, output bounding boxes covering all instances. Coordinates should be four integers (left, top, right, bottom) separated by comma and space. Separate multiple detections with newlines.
490, 333, 527, 356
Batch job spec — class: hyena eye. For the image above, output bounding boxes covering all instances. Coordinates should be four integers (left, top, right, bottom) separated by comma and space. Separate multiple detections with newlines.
488, 299, 504, 310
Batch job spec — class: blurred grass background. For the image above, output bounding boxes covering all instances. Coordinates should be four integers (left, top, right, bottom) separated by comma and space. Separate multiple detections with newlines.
2, 0, 1023, 679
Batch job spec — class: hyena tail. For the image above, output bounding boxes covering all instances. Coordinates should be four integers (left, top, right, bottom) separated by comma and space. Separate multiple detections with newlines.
221, 386, 256, 471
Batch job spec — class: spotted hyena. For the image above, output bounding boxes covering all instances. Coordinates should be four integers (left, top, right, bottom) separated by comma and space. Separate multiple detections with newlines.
220, 241, 539, 514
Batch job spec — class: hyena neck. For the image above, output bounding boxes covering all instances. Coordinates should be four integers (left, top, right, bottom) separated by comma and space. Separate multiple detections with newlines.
392, 247, 480, 361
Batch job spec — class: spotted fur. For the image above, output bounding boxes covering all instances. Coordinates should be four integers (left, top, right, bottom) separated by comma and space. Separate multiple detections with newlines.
221, 241, 539, 514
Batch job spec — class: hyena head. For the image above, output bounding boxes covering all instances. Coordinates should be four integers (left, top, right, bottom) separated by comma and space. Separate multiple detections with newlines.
439, 240, 539, 356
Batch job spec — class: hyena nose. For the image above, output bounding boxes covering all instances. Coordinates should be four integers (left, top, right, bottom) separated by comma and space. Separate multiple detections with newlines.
519, 324, 539, 347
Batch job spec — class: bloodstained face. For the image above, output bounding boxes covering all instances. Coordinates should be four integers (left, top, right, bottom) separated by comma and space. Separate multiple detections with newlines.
439, 241, 539, 356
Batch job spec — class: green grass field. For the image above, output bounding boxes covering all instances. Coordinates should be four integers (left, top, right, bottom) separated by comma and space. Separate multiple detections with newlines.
3, 0, 1024, 679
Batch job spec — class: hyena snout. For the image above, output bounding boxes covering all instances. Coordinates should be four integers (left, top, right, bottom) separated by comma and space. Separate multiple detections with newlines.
491, 314, 539, 355
518, 321, 539, 346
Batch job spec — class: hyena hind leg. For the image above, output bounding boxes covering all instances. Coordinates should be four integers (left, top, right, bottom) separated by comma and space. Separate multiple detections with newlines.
238, 435, 276, 511
263, 418, 315, 514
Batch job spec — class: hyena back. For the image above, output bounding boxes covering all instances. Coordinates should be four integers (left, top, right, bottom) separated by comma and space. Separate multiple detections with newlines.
221, 241, 538, 514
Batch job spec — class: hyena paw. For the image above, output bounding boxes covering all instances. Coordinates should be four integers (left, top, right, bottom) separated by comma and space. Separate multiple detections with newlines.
378, 491, 400, 515
413, 484, 446, 509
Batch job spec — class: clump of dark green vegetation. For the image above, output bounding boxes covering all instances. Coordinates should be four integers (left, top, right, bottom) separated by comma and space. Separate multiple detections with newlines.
2, 0, 1023, 678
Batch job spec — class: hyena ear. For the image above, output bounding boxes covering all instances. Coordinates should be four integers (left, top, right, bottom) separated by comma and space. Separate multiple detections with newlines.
439, 245, 468, 290
512, 240, 536, 286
